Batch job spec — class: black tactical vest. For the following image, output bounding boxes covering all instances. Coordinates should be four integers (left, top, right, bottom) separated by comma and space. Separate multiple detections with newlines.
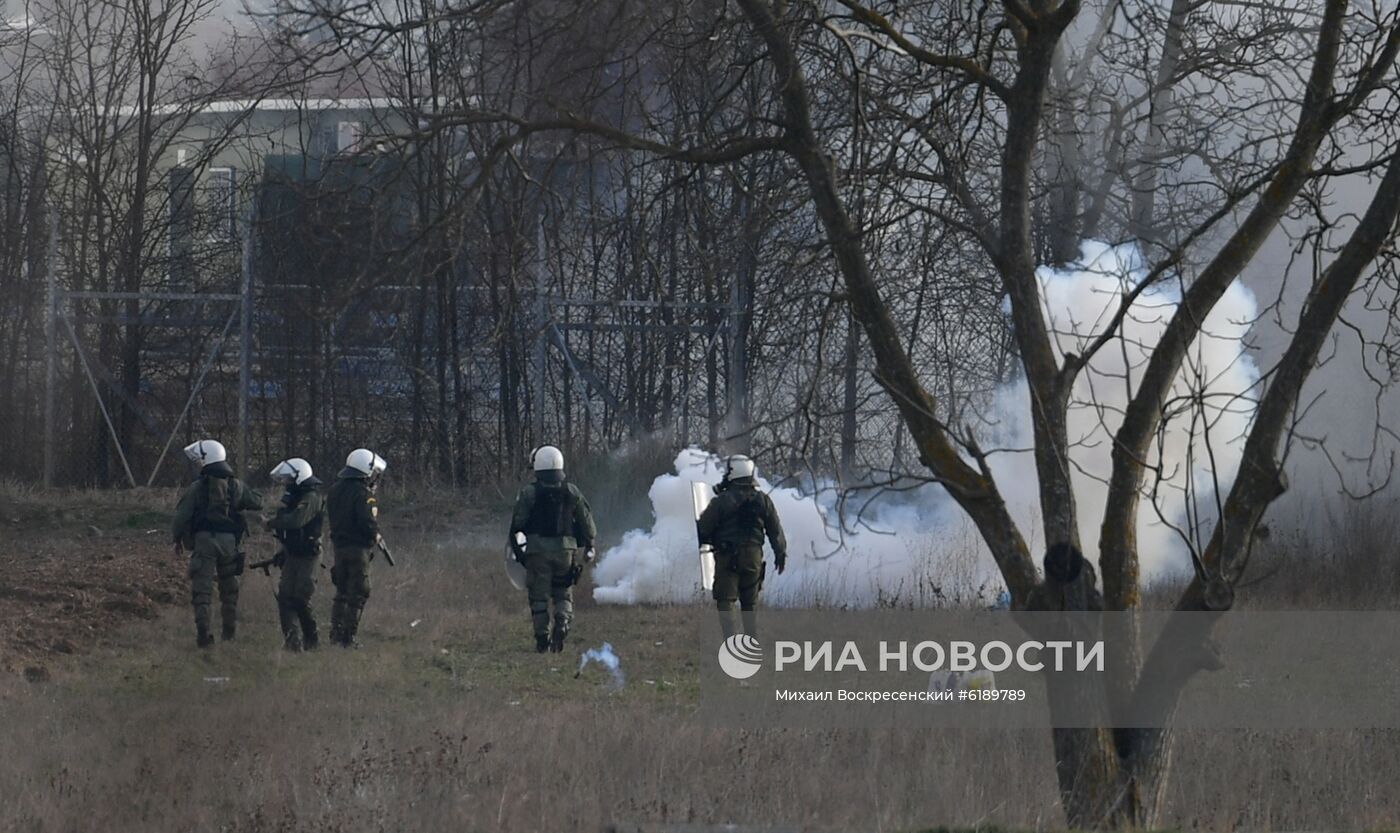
713, 484, 768, 547
276, 490, 324, 557
732, 489, 764, 530
195, 475, 243, 536
526, 482, 577, 537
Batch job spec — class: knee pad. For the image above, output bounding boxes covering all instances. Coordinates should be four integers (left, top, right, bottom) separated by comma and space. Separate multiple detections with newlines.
530, 600, 550, 615
350, 570, 370, 601
715, 600, 734, 611
713, 584, 738, 604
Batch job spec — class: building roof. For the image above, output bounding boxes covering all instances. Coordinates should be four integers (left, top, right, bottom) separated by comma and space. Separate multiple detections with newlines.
114, 98, 403, 117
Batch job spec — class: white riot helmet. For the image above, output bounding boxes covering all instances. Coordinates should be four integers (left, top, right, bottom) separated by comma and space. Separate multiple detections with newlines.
725, 454, 756, 480
183, 439, 227, 467
531, 445, 564, 472
270, 458, 314, 486
345, 448, 387, 479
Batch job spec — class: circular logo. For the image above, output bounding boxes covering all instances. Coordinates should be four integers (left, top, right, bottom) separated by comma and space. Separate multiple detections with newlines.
718, 634, 764, 679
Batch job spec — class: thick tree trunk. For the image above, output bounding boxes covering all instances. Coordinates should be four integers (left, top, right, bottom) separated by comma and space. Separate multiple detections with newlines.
727, 4, 1399, 830
1052, 728, 1126, 828
1100, 0, 1349, 610
733, 0, 1040, 596
1051, 726, 1177, 829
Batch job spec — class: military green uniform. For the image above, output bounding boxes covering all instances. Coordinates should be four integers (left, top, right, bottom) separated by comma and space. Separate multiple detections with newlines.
326, 469, 380, 647
509, 477, 597, 652
697, 476, 786, 638
265, 480, 326, 651
171, 462, 263, 646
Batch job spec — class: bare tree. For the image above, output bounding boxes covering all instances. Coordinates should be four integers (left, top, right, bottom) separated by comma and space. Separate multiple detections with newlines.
279, 0, 1400, 827
11, 0, 295, 484
7, 0, 1391, 819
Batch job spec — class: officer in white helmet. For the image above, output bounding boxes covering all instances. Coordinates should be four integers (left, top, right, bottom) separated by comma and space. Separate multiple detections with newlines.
263, 458, 326, 651
508, 444, 597, 653
170, 439, 263, 647
697, 454, 787, 639
326, 448, 387, 647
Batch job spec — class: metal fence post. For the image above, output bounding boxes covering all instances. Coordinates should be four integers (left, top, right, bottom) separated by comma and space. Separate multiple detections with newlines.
42, 209, 57, 488
237, 198, 256, 478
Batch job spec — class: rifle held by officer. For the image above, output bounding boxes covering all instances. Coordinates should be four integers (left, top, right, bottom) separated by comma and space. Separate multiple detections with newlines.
374, 535, 396, 567
248, 549, 285, 577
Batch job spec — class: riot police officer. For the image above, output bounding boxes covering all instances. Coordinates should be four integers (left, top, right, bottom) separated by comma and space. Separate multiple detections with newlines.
171, 440, 263, 647
265, 458, 325, 651
509, 445, 597, 653
697, 454, 787, 638
326, 448, 386, 648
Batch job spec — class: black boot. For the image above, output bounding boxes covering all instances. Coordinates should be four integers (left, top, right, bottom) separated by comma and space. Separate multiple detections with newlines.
328, 608, 344, 647
329, 599, 345, 640
340, 605, 363, 648
532, 610, 551, 653
220, 598, 238, 642
297, 604, 319, 651
301, 621, 319, 651
550, 625, 568, 654
193, 603, 213, 648
278, 602, 301, 651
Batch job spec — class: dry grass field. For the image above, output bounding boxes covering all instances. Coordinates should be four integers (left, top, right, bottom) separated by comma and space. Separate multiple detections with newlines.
2, 481, 1399, 831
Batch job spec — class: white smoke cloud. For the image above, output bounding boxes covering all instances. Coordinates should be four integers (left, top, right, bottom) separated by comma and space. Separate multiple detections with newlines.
591, 448, 1001, 607
576, 642, 625, 689
592, 241, 1261, 606
991, 240, 1261, 573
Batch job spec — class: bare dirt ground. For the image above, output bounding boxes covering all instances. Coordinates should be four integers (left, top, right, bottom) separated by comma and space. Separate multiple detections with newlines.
0, 487, 183, 678
2, 484, 1399, 831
